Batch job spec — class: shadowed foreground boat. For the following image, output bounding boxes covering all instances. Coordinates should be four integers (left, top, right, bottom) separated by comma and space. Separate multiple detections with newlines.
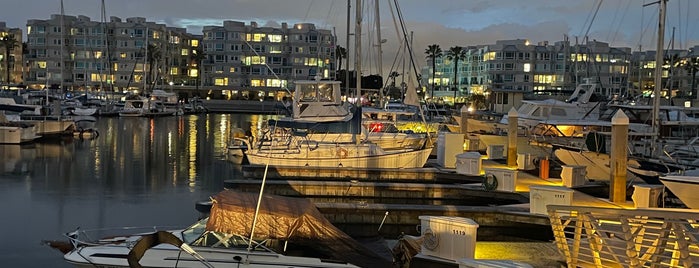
45, 190, 391, 268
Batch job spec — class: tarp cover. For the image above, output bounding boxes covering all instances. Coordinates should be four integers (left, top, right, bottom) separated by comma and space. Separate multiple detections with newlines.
206, 189, 392, 268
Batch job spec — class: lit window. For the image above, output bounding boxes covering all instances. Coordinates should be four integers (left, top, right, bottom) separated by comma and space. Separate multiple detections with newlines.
229, 67, 236, 73
269, 34, 282, 42
188, 69, 198, 77
37, 61, 47, 68
170, 67, 178, 75
191, 39, 199, 47
523, 63, 531, 72
214, 78, 228, 86
181, 49, 189, 56
120, 52, 127, 59
251, 79, 264, 87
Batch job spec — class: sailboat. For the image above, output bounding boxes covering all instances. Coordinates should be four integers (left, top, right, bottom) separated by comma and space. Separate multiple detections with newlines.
241, 79, 432, 169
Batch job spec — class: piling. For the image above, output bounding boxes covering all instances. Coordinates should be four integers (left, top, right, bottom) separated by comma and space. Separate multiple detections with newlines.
507, 107, 518, 167
610, 110, 629, 204
460, 105, 469, 134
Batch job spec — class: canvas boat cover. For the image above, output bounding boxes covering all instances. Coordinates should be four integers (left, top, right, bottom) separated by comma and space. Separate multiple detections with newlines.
206, 189, 392, 267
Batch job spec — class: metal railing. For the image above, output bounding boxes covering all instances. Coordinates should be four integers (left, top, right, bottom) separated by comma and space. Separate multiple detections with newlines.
547, 205, 699, 267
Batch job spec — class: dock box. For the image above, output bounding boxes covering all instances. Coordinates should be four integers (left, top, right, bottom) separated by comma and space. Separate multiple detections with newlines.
437, 133, 465, 168
529, 185, 574, 215
561, 165, 587, 187
483, 167, 518, 192
486, 144, 504, 160
516, 153, 535, 171
632, 184, 665, 208
455, 152, 483, 176
419, 216, 479, 261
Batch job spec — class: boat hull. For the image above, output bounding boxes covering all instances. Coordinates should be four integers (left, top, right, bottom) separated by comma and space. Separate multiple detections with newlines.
245, 147, 432, 169
659, 176, 699, 209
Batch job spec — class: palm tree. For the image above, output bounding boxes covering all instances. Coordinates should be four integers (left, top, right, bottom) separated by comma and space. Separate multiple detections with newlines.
424, 44, 442, 100
190, 47, 206, 91
335, 45, 347, 71
679, 57, 699, 99
446, 46, 466, 103
0, 34, 19, 85
146, 42, 161, 91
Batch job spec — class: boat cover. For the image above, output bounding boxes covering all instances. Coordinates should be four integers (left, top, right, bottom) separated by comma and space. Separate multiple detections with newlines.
206, 189, 392, 267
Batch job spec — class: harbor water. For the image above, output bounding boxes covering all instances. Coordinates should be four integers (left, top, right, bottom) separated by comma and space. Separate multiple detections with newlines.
0, 113, 277, 267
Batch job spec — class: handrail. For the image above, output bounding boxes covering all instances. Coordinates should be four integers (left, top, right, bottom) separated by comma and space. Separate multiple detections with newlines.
547, 205, 699, 267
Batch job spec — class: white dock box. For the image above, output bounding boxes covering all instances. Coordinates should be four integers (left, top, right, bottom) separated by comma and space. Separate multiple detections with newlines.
632, 184, 665, 208
456, 152, 484, 176
529, 185, 574, 215
438, 132, 465, 168
419, 216, 479, 261
516, 153, 535, 171
561, 165, 587, 187
483, 167, 518, 192
486, 144, 504, 160
465, 135, 480, 151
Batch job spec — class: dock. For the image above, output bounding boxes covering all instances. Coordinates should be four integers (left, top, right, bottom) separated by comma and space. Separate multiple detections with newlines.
227, 157, 627, 240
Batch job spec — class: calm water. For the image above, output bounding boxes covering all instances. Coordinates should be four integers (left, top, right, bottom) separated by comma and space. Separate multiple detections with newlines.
0, 113, 278, 267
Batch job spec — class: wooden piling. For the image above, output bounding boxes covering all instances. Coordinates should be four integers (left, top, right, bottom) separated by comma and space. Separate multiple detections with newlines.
610, 110, 629, 204
507, 107, 518, 167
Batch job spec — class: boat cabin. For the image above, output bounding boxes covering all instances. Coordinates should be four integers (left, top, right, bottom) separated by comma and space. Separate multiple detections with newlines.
291, 80, 351, 122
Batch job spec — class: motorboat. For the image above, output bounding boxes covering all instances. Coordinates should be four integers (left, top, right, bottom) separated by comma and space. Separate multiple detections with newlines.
499, 78, 604, 134
241, 79, 432, 169
47, 190, 389, 268
119, 96, 177, 117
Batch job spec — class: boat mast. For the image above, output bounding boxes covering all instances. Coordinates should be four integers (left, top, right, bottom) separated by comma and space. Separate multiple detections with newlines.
374, 0, 384, 108
60, 0, 65, 96
649, 0, 667, 154
354, 0, 362, 145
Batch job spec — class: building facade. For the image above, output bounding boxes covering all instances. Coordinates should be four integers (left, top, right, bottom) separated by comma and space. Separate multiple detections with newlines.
422, 38, 632, 107
25, 15, 197, 93
0, 21, 23, 86
200, 21, 334, 101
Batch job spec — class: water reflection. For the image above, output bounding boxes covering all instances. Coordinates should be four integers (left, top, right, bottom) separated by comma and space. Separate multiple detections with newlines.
0, 113, 276, 267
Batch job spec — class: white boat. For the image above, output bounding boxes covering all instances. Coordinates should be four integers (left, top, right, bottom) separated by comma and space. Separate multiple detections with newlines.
499, 78, 603, 133
48, 190, 389, 267
659, 175, 699, 209
0, 122, 40, 144
242, 79, 432, 169
119, 96, 177, 117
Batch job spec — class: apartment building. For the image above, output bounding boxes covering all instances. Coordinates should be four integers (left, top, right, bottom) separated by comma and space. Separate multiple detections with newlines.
422, 38, 632, 107
25, 15, 197, 92
0, 22, 23, 86
200, 20, 334, 101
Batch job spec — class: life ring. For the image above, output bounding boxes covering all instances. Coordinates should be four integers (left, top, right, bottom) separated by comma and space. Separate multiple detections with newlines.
337, 147, 348, 158
422, 228, 439, 250
482, 173, 498, 191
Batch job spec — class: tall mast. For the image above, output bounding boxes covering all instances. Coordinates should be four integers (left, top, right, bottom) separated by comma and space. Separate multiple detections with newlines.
345, 0, 351, 97
374, 0, 384, 108
354, 0, 362, 103
650, 0, 666, 154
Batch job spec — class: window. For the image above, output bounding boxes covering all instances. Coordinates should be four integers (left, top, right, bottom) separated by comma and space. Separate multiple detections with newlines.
170, 67, 178, 75
181, 49, 189, 56
215, 43, 223, 51
523, 63, 531, 72
214, 77, 228, 86
251, 79, 264, 87
214, 32, 225, 40
191, 39, 199, 47
268, 34, 282, 42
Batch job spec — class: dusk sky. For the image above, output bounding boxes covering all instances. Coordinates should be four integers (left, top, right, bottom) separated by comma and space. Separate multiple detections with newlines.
5, 0, 699, 76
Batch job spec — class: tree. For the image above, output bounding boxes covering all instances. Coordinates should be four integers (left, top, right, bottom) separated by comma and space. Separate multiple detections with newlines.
679, 57, 699, 99
446, 46, 466, 103
146, 42, 161, 91
190, 47, 206, 91
424, 44, 442, 100
0, 34, 19, 84
335, 45, 347, 71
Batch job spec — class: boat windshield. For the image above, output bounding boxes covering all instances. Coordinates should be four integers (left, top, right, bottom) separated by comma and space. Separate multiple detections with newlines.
180, 217, 270, 251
